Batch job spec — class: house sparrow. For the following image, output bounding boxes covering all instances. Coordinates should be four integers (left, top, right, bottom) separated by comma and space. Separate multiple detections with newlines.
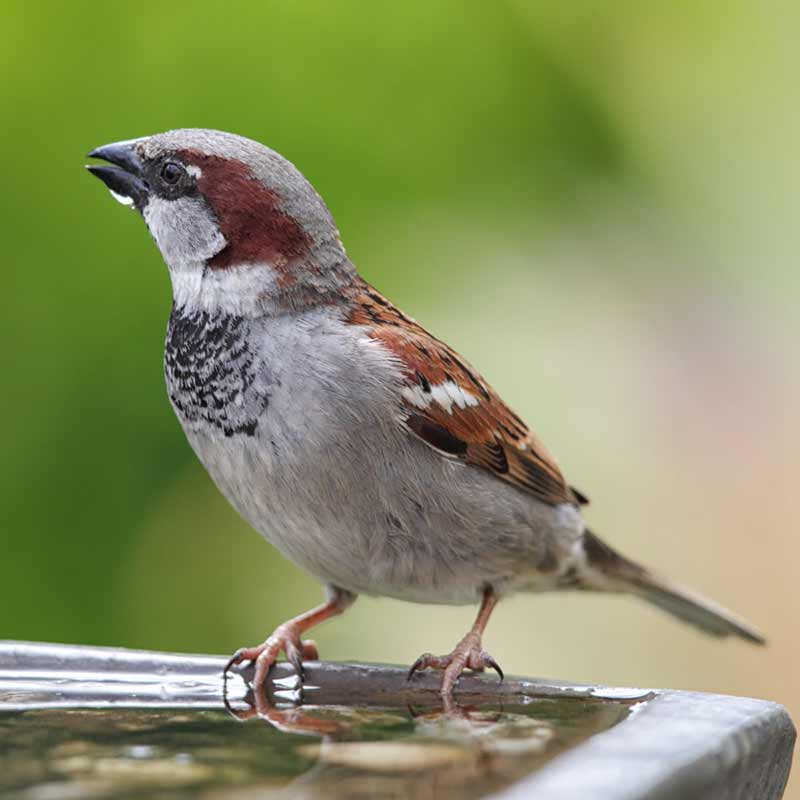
87, 129, 764, 700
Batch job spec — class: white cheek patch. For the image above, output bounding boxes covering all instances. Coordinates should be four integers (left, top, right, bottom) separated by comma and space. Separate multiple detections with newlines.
109, 190, 136, 208
401, 380, 480, 414
143, 195, 226, 267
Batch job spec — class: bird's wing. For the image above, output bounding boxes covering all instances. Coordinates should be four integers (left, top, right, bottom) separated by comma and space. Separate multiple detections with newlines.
347, 283, 586, 508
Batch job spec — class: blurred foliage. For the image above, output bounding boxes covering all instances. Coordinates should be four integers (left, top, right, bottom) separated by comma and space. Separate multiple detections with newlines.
3, 10, 799, 794
1, 0, 634, 645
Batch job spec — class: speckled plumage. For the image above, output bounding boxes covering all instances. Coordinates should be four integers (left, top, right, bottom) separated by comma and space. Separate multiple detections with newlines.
165, 308, 265, 438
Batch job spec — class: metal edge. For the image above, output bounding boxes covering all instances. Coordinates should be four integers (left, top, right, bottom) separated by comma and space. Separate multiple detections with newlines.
492, 688, 796, 800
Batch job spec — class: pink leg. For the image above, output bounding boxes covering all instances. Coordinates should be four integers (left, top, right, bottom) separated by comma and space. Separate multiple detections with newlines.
408, 587, 503, 698
224, 587, 355, 693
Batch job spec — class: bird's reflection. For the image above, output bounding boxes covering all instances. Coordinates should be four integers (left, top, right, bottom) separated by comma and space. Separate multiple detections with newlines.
225, 685, 347, 736
222, 671, 562, 799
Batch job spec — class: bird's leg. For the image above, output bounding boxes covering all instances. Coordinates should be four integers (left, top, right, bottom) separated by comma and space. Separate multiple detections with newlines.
407, 587, 503, 698
224, 586, 356, 693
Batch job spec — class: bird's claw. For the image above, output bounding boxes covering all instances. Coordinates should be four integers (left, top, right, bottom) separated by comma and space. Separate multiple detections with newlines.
407, 632, 503, 696
222, 628, 319, 692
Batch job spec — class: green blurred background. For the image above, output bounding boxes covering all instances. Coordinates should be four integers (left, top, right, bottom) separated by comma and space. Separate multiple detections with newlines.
3, 0, 798, 791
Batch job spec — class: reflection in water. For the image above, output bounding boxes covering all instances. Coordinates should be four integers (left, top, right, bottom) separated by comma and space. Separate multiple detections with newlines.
0, 693, 629, 799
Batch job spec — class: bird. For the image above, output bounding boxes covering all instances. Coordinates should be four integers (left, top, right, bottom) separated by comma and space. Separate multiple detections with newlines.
86, 129, 764, 701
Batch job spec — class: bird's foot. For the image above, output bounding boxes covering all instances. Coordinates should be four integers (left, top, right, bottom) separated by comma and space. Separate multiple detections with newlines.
407, 631, 504, 698
223, 624, 320, 693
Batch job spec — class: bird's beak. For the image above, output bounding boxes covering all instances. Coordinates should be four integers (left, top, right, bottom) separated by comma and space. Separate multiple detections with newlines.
86, 140, 149, 210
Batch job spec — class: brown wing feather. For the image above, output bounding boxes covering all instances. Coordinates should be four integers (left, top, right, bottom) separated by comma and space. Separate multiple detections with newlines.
346, 281, 583, 508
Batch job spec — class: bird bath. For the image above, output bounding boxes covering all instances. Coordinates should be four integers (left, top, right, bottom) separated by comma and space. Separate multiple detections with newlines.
0, 642, 793, 799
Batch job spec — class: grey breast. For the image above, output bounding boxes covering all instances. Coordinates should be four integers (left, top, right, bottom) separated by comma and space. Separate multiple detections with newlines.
163, 305, 584, 604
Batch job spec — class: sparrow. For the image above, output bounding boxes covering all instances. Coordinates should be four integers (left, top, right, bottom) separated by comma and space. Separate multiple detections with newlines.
87, 129, 764, 700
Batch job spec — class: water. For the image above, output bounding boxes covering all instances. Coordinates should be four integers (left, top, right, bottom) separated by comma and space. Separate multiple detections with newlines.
0, 643, 644, 799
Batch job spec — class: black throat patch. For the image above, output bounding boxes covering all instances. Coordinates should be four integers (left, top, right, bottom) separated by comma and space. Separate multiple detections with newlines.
164, 306, 268, 437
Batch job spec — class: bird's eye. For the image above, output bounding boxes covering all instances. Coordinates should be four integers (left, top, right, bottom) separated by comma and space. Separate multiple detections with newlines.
160, 161, 184, 185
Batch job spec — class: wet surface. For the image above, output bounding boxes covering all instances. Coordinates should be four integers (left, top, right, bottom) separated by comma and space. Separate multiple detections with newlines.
0, 699, 632, 799
0, 643, 645, 799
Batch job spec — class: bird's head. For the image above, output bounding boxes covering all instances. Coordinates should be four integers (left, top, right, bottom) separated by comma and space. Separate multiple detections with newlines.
87, 129, 353, 314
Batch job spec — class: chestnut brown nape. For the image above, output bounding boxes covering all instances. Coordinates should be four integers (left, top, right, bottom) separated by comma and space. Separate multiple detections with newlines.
178, 150, 312, 272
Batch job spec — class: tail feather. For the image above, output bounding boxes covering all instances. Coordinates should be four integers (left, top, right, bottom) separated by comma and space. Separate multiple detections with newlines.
581, 530, 765, 645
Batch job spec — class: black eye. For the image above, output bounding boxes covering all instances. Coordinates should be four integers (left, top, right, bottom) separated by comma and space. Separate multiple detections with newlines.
160, 161, 184, 185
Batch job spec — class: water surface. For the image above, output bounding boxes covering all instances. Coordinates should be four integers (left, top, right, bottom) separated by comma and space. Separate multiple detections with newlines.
0, 642, 644, 799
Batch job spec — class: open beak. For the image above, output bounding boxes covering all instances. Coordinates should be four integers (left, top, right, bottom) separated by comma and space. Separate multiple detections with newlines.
86, 140, 149, 210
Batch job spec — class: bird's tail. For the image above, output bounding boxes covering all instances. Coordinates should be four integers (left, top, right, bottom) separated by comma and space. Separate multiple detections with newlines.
579, 530, 765, 645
